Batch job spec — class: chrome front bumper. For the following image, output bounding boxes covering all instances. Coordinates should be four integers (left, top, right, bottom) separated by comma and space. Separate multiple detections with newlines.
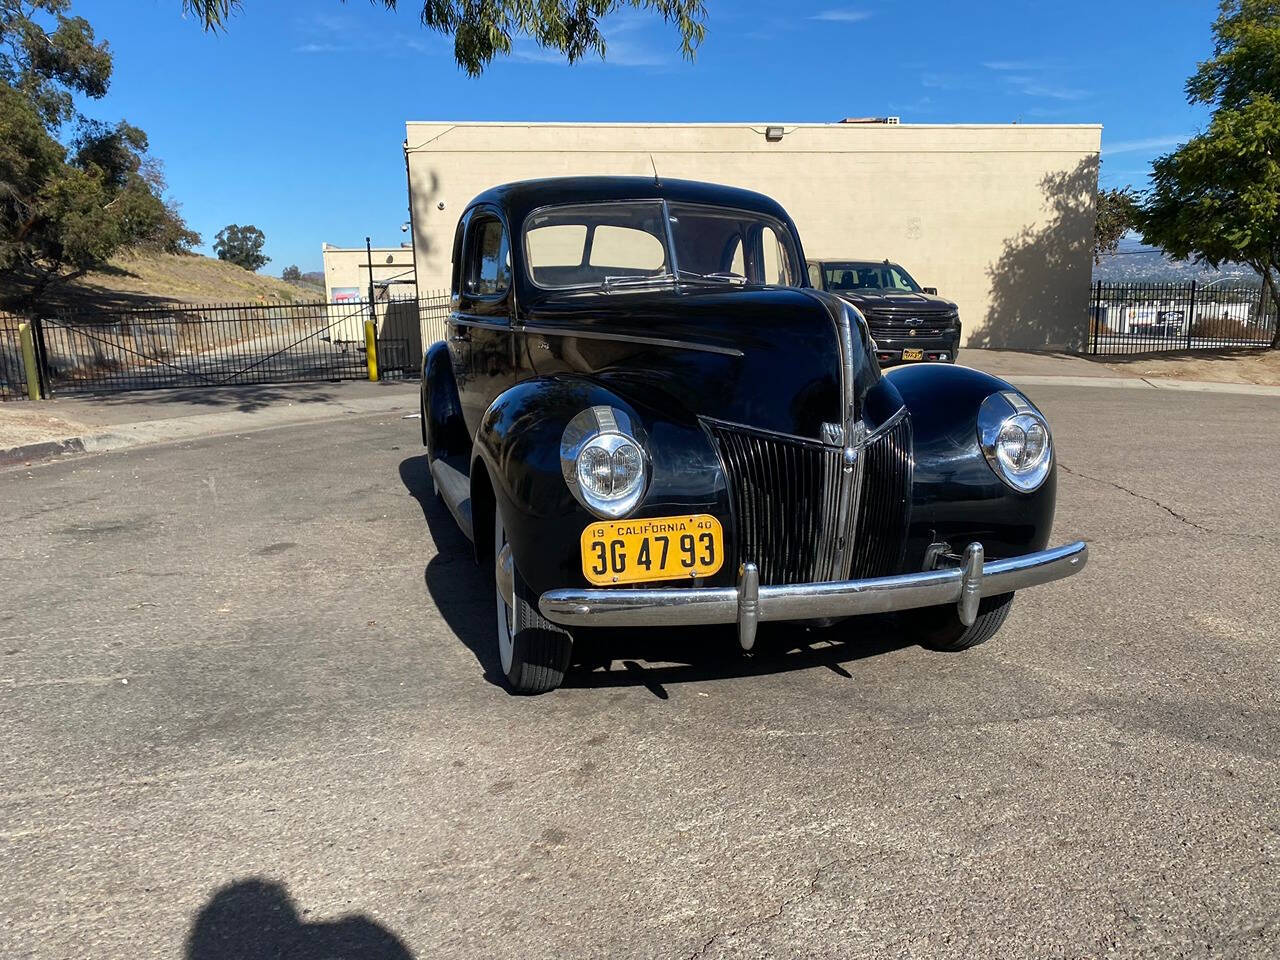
539, 541, 1088, 651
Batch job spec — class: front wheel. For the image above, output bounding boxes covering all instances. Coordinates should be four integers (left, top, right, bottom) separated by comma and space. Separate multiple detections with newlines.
494, 510, 573, 694
897, 593, 1014, 651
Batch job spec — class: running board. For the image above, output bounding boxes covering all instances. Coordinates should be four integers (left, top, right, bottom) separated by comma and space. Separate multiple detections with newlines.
429, 455, 474, 542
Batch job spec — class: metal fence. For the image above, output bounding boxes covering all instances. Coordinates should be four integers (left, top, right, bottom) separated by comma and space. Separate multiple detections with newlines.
1, 293, 451, 399
1089, 281, 1277, 355
0, 314, 30, 401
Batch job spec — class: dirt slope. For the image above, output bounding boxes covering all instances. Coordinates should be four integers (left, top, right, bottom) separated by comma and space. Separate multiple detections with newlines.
4, 252, 325, 310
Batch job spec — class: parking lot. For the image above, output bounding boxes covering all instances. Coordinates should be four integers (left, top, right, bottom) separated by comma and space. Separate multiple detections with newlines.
2, 383, 1278, 958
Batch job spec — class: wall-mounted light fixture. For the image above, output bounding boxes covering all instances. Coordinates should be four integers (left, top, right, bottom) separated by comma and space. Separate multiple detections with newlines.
764, 125, 785, 142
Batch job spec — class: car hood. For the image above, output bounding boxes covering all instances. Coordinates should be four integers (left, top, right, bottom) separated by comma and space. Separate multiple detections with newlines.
522, 286, 879, 442
836, 291, 957, 313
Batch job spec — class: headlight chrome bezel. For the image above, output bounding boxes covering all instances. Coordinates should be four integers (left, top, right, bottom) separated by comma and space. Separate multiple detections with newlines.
978, 391, 1054, 493
560, 405, 650, 519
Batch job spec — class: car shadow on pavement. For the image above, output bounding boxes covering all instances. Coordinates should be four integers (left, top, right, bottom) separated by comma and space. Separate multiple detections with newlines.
185, 878, 415, 959
564, 621, 913, 699
399, 454, 507, 689
399, 454, 914, 697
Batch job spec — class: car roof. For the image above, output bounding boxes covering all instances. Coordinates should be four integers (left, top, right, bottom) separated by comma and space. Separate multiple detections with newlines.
467, 176, 793, 226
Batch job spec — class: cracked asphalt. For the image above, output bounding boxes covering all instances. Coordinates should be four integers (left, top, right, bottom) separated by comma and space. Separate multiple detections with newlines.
2, 385, 1277, 959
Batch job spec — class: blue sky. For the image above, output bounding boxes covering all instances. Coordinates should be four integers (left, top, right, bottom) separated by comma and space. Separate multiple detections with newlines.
73, 0, 1218, 272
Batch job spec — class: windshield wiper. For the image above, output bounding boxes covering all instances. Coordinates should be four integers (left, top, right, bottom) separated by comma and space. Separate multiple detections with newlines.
600, 273, 677, 293
676, 269, 748, 286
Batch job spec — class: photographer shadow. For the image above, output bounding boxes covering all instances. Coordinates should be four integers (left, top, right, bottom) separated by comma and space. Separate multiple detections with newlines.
185, 879, 414, 960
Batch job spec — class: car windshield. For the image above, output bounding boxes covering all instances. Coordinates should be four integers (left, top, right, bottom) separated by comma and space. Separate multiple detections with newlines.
824, 262, 922, 293
523, 200, 801, 290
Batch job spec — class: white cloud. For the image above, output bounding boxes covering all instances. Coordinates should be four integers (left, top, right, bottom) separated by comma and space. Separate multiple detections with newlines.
809, 9, 872, 22
1103, 135, 1190, 155
983, 59, 1050, 72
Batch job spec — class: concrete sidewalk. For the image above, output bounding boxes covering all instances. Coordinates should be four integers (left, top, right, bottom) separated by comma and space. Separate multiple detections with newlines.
1, 380, 419, 467
962, 349, 1280, 397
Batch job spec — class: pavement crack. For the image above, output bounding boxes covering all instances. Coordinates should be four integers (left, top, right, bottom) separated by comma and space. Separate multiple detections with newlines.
1058, 462, 1272, 541
685, 858, 847, 959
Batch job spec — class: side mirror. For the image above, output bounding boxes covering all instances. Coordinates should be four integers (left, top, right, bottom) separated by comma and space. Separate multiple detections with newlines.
923, 286, 938, 296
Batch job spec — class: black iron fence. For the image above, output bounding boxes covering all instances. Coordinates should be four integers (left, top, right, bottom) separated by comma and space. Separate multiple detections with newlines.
1089, 280, 1277, 355
0, 314, 29, 401
1, 293, 451, 399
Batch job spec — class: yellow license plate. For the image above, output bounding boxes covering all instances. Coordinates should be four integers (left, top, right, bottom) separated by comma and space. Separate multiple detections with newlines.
581, 514, 724, 586
902, 348, 925, 361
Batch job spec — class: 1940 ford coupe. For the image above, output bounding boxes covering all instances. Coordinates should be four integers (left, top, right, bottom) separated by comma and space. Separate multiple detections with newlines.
421, 177, 1087, 693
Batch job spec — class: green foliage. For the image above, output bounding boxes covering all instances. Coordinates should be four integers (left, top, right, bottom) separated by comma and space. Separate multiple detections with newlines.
183, 0, 707, 75
0, 0, 112, 125
214, 224, 269, 272
1186, 0, 1280, 110
1094, 185, 1138, 264
281, 264, 301, 283
1137, 0, 1280, 347
0, 1, 199, 310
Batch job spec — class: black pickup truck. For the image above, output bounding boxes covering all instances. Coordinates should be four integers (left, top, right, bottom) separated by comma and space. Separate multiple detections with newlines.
806, 259, 961, 365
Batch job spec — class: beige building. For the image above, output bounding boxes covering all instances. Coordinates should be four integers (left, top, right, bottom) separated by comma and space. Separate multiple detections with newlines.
321, 243, 417, 304
404, 121, 1102, 351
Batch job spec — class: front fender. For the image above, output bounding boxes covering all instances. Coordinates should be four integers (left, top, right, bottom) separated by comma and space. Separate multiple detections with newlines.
422, 341, 468, 459
885, 363, 1057, 569
472, 376, 732, 596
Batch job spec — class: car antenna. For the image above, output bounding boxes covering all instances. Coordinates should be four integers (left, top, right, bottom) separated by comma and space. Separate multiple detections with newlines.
649, 154, 662, 186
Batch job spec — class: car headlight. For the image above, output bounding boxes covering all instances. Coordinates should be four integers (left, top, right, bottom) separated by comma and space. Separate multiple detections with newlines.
560, 405, 649, 518
978, 391, 1053, 493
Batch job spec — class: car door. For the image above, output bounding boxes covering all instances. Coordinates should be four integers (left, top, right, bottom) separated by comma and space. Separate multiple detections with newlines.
453, 206, 516, 438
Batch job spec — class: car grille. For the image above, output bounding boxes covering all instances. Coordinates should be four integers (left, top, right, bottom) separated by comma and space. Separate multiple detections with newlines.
864, 312, 957, 339
847, 413, 913, 579
704, 412, 914, 586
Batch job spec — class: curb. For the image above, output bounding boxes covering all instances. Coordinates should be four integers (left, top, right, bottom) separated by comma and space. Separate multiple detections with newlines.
1005, 374, 1280, 397
0, 437, 87, 467
2, 392, 415, 468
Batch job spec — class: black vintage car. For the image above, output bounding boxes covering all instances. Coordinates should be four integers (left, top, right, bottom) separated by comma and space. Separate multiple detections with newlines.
806, 258, 962, 365
421, 177, 1086, 693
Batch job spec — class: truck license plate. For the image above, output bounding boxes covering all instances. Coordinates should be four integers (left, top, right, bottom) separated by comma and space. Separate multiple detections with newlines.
581, 514, 724, 586
902, 348, 924, 361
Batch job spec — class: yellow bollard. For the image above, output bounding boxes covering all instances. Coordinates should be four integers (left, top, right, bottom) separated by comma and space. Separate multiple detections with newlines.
18, 322, 40, 401
364, 319, 379, 382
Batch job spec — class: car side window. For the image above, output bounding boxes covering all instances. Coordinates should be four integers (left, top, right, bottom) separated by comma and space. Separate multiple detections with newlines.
761, 226, 792, 286
464, 214, 510, 297
807, 262, 822, 288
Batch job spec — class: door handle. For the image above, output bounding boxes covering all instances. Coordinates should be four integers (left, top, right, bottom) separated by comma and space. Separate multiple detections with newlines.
449, 328, 471, 343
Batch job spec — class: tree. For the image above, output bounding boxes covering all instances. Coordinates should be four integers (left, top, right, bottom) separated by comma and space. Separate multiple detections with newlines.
183, 0, 707, 76
1137, 0, 1280, 348
281, 264, 301, 283
1093, 185, 1138, 264
214, 224, 269, 271
0, 0, 198, 311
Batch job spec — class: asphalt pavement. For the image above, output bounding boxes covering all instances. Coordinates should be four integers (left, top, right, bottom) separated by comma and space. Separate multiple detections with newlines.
2, 384, 1277, 959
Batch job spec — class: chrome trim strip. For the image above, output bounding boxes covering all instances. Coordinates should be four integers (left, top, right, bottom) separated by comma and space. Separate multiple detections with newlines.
539, 541, 1088, 628
452, 316, 511, 332
521, 324, 745, 358
866, 405, 909, 442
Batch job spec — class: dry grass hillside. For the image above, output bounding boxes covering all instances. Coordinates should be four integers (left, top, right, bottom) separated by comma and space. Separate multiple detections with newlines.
3, 252, 325, 312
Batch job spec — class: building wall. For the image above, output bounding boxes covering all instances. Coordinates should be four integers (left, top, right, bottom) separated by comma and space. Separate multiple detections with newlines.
321, 245, 417, 302
320, 244, 418, 343
404, 121, 1102, 351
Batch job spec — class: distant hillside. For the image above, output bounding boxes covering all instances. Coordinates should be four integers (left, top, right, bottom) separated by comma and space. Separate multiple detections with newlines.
1, 251, 326, 311
1094, 238, 1260, 285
